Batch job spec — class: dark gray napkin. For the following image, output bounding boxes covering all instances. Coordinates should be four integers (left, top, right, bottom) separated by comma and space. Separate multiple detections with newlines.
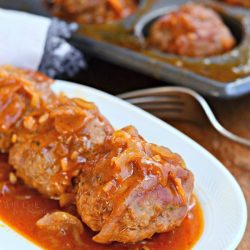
39, 18, 86, 78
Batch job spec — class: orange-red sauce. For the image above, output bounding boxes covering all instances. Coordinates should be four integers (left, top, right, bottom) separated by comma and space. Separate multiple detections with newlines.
0, 154, 203, 250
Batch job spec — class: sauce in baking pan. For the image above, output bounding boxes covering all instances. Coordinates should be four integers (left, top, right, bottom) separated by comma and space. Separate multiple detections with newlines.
0, 153, 204, 250
46, 0, 250, 82
73, 0, 250, 83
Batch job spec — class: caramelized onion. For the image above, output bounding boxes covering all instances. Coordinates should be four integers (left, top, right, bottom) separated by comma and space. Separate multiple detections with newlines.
36, 211, 83, 234
54, 114, 87, 134
0, 95, 25, 131
59, 193, 75, 207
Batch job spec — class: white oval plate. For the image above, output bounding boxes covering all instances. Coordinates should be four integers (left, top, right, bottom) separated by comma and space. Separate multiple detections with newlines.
0, 80, 247, 250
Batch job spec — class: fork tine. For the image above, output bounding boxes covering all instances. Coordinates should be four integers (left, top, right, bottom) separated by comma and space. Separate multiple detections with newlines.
125, 96, 184, 105
147, 110, 184, 120
136, 104, 183, 111
125, 95, 185, 118
119, 90, 179, 99
125, 98, 185, 120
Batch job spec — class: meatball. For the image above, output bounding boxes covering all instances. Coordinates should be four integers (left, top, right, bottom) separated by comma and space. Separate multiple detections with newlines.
0, 66, 55, 152
53, 0, 106, 14
9, 96, 114, 199
148, 3, 236, 57
223, 0, 250, 7
51, 0, 138, 24
76, 126, 194, 244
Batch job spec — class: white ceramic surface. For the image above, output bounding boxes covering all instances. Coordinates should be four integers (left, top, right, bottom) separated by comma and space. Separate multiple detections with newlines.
0, 80, 247, 250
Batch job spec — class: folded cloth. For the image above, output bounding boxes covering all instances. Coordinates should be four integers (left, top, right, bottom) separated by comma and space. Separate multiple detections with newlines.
0, 8, 86, 77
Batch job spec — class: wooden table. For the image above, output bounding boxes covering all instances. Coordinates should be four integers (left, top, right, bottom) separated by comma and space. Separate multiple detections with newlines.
67, 55, 250, 249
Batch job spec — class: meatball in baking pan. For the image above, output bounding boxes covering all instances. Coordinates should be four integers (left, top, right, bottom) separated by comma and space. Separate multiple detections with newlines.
50, 0, 139, 24
0, 66, 55, 153
76, 126, 194, 244
223, 0, 250, 8
9, 94, 114, 200
147, 3, 236, 57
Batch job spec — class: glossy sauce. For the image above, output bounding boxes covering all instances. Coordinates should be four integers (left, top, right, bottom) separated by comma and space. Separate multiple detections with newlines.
0, 154, 203, 250
74, 0, 250, 83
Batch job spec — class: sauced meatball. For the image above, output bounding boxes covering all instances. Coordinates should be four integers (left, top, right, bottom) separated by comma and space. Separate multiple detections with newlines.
148, 3, 236, 57
51, 0, 138, 24
0, 66, 55, 153
9, 96, 113, 199
223, 0, 250, 7
76, 126, 194, 244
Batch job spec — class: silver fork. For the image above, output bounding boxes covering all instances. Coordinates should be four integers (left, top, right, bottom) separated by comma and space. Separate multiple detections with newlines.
118, 87, 250, 147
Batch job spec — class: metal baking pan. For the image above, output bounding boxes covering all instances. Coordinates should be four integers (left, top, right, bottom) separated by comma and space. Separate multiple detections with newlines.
1, 0, 250, 98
